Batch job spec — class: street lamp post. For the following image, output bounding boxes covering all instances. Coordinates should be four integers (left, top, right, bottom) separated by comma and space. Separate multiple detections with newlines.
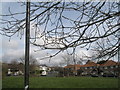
25, 0, 30, 90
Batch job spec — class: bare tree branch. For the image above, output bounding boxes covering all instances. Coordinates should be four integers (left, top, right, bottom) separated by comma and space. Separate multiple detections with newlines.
0, 1, 119, 61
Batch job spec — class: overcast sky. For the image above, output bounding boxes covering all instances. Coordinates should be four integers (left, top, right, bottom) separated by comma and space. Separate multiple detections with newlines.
0, 2, 118, 66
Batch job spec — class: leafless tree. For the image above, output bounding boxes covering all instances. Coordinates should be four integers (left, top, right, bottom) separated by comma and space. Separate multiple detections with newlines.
61, 54, 73, 65
19, 55, 38, 64
10, 60, 19, 69
0, 1, 120, 61
19, 55, 38, 74
59, 52, 84, 66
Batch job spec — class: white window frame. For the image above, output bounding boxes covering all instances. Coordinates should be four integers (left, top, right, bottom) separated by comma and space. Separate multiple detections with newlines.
115, 65, 118, 68
85, 67, 87, 69
104, 66, 107, 69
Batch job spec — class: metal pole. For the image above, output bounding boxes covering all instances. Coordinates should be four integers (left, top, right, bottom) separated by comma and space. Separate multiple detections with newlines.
118, 1, 120, 88
118, 1, 120, 63
25, 0, 30, 90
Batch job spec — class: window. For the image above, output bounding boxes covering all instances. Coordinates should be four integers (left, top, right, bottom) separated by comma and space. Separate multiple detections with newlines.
111, 66, 113, 69
69, 68, 73, 70
90, 67, 92, 69
93, 66, 96, 69
107, 66, 110, 68
104, 66, 107, 69
115, 66, 118, 68
71, 68, 74, 70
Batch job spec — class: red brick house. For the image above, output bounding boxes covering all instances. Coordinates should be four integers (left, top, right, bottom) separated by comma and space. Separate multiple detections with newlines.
64, 64, 82, 76
80, 60, 100, 76
64, 64, 82, 71
64, 60, 119, 77
99, 60, 119, 77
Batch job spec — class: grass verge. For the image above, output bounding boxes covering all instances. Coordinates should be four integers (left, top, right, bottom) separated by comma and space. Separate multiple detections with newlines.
2, 76, 118, 88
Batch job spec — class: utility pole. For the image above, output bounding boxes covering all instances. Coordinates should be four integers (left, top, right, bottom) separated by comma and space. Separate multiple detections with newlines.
118, 1, 120, 88
118, 2, 120, 63
25, 0, 30, 90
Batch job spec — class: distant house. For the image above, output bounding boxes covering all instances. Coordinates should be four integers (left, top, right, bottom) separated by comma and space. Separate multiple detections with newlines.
64, 64, 82, 76
7, 63, 24, 76
64, 64, 82, 70
39, 64, 49, 76
64, 60, 119, 77
99, 60, 119, 77
80, 60, 100, 76
7, 69, 23, 76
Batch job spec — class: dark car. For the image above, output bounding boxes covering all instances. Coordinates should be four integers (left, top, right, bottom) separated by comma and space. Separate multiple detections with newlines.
102, 73, 117, 77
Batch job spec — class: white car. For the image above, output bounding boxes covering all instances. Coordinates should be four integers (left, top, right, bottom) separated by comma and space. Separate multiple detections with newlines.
41, 70, 47, 76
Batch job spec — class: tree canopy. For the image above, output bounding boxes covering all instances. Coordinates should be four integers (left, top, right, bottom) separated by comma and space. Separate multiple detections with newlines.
0, 1, 120, 60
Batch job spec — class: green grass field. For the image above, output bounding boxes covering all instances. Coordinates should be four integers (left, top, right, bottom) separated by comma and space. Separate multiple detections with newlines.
2, 76, 118, 88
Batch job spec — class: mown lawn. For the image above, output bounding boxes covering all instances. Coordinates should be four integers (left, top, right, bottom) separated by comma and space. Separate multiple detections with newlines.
2, 76, 118, 88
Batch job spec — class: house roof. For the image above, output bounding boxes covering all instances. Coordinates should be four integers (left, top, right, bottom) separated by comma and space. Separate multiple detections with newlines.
100, 60, 117, 66
64, 64, 82, 68
64, 65, 72, 68
64, 60, 118, 69
117, 62, 120, 65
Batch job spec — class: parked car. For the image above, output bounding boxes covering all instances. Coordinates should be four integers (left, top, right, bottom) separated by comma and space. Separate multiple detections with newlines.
91, 74, 98, 77
102, 73, 117, 77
